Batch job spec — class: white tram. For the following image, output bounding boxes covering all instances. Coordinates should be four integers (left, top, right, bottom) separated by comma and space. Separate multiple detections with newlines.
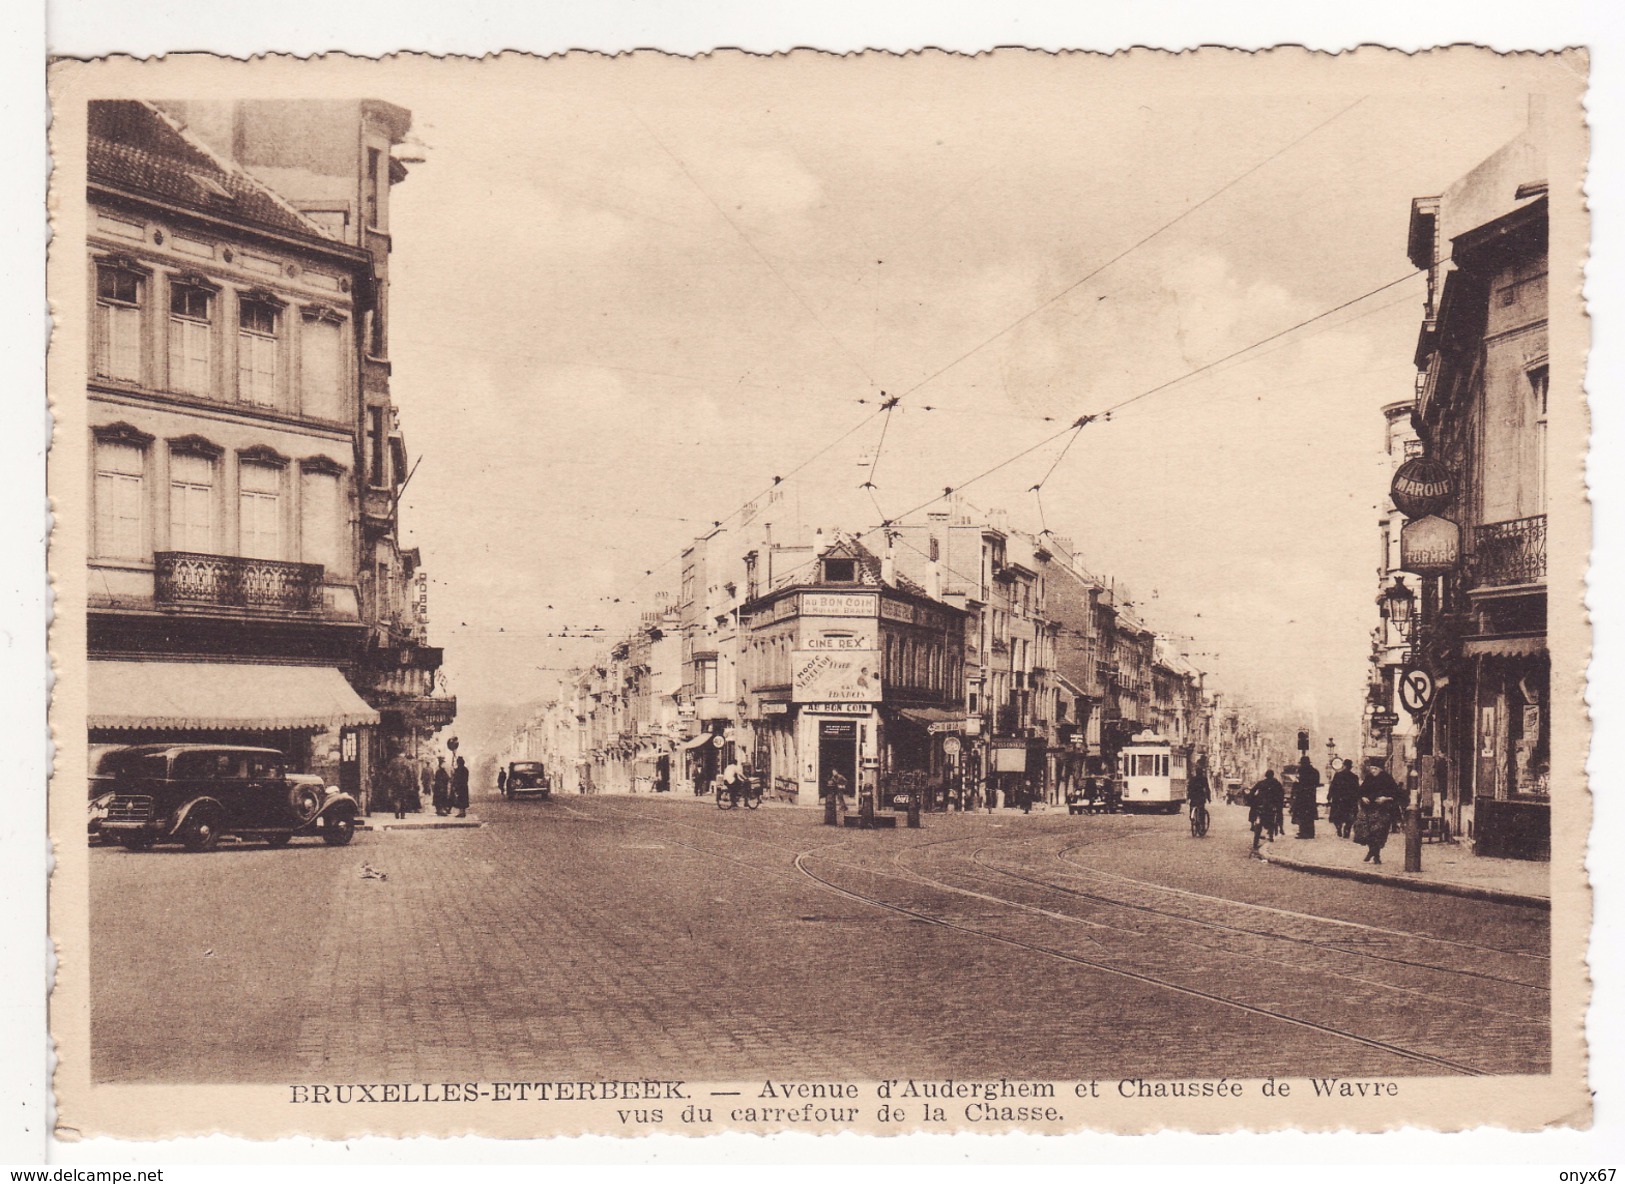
1117, 733, 1188, 813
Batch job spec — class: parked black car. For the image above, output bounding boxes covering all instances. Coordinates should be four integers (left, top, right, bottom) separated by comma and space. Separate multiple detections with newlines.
97, 744, 360, 852
503, 760, 551, 800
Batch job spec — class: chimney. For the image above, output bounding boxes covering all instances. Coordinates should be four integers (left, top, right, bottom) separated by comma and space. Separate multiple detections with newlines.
881, 537, 897, 587
927, 556, 942, 601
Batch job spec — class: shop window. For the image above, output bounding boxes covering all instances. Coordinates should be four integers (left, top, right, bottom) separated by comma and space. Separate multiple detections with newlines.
167, 282, 213, 395
95, 265, 144, 383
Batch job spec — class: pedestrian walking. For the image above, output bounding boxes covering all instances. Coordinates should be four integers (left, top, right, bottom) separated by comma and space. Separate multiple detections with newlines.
497, 766, 507, 796
385, 748, 417, 820
1248, 769, 1284, 852
1353, 759, 1402, 864
452, 755, 470, 817
432, 756, 450, 816
1327, 759, 1361, 838
1292, 755, 1321, 839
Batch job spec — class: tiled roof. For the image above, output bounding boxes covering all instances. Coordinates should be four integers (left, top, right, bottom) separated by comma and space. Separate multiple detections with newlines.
819, 535, 933, 599
88, 100, 333, 244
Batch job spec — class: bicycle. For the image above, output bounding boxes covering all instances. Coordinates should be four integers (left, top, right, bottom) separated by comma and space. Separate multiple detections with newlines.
715, 776, 763, 811
1189, 799, 1210, 838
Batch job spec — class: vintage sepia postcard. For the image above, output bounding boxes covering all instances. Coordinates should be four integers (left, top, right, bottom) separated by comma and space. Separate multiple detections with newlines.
46, 47, 1591, 1140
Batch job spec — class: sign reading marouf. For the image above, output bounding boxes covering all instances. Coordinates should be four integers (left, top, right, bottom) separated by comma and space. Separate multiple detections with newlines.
792, 649, 881, 703
1401, 515, 1461, 574
800, 591, 878, 618
1390, 456, 1455, 518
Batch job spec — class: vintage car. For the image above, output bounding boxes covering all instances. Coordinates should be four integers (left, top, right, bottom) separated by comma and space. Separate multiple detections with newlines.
96, 744, 360, 852
504, 760, 551, 800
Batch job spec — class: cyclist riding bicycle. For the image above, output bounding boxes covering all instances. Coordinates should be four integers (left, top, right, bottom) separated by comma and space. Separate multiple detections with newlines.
1186, 758, 1212, 836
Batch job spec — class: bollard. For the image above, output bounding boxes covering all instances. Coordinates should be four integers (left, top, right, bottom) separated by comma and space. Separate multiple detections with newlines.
1403, 803, 1422, 873
824, 790, 838, 827
907, 794, 921, 829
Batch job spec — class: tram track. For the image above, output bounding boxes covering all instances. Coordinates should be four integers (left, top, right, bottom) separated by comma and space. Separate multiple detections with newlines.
941, 843, 1553, 994
576, 798, 1530, 1075
875, 843, 1549, 1023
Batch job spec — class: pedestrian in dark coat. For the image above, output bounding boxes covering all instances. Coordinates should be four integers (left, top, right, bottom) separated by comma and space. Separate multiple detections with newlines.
1248, 770, 1284, 851
1292, 755, 1321, 839
452, 756, 470, 817
432, 757, 451, 816
497, 766, 508, 796
1354, 760, 1403, 863
1328, 761, 1361, 837
386, 750, 417, 820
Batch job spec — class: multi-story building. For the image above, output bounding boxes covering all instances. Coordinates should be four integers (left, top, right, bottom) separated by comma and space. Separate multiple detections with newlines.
739, 533, 966, 808
1401, 114, 1549, 858
890, 500, 1058, 805
83, 99, 451, 810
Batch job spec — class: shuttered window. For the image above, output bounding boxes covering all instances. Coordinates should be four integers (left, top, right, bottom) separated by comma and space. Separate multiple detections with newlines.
300, 468, 342, 573
168, 452, 215, 553
168, 284, 213, 394
94, 441, 145, 559
94, 267, 143, 383
237, 300, 280, 407
238, 461, 282, 559
300, 315, 344, 420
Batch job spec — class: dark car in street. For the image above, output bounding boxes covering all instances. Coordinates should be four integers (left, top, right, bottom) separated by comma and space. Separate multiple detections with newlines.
97, 744, 360, 852
503, 760, 551, 800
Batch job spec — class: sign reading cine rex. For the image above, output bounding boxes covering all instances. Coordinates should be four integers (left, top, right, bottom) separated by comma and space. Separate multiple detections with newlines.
792, 650, 881, 703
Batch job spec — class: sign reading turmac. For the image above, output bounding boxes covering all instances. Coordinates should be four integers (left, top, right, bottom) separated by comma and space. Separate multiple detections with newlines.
792, 650, 881, 702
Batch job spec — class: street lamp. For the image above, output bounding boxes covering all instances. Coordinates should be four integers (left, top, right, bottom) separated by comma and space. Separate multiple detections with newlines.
1381, 578, 1416, 639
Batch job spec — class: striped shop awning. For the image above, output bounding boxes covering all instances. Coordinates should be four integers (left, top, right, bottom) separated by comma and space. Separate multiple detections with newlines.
89, 660, 380, 731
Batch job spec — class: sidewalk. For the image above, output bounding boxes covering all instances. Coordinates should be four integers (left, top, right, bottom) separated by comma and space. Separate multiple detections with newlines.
1257, 827, 1549, 908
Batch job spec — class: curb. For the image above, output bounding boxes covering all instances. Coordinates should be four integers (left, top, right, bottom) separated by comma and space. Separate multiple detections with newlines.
361, 818, 485, 831
1258, 850, 1549, 910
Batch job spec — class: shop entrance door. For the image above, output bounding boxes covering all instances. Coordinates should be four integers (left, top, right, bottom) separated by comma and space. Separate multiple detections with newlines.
817, 720, 857, 800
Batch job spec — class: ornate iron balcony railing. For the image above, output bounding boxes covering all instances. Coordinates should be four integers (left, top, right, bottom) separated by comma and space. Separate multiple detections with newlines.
155, 551, 325, 614
1473, 515, 1546, 587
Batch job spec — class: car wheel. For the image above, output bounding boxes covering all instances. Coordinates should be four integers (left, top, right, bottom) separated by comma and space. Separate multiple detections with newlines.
321, 812, 356, 846
287, 783, 322, 825
265, 832, 293, 848
117, 832, 155, 851
178, 805, 223, 852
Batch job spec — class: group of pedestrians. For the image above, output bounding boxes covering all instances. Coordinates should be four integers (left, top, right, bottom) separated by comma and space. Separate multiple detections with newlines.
1241, 756, 1408, 865
382, 749, 471, 819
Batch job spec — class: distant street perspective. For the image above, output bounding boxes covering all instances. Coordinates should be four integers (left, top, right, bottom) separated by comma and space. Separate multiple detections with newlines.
91, 792, 1549, 1085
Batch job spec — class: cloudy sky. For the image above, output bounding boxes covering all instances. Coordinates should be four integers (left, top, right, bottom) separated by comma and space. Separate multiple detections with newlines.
376, 52, 1536, 737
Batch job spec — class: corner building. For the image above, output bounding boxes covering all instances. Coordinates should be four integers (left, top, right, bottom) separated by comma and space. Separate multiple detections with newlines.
83, 100, 452, 808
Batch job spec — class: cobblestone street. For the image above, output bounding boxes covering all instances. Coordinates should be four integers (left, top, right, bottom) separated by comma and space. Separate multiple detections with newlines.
90, 793, 1550, 1085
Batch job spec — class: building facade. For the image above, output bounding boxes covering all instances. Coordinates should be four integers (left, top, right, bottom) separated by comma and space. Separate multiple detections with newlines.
84, 100, 451, 809
1402, 117, 1549, 858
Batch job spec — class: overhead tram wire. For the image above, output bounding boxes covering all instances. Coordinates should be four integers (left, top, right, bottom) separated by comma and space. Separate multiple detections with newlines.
849, 97, 1368, 528
874, 95, 1370, 416
758, 256, 1437, 598
586, 96, 1379, 626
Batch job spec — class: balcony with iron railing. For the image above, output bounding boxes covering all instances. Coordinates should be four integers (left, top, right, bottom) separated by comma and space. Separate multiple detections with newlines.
1473, 515, 1546, 589
155, 551, 326, 615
